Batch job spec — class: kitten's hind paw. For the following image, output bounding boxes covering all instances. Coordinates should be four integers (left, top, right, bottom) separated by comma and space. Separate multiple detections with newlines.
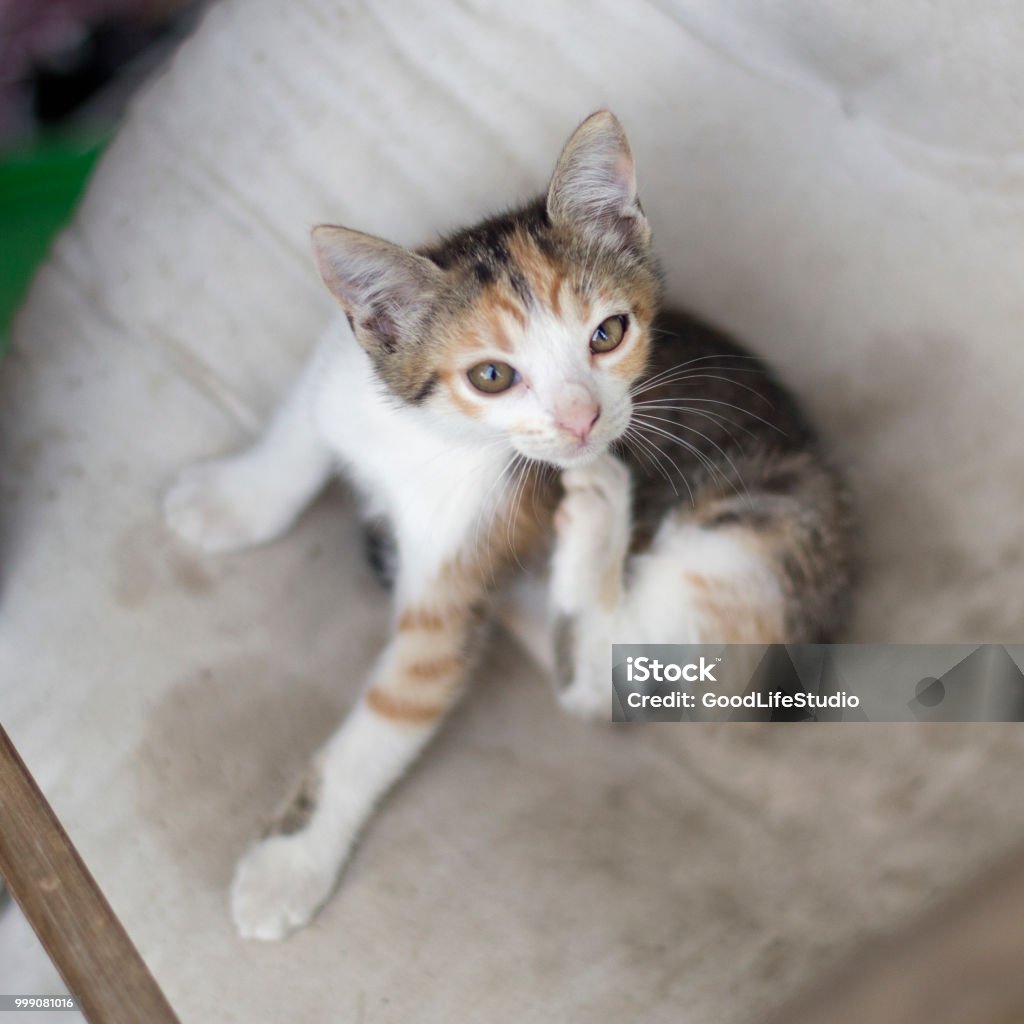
230, 833, 337, 941
558, 678, 613, 721
163, 458, 289, 554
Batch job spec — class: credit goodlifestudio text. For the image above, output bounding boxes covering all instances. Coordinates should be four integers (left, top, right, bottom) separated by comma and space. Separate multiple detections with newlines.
626, 690, 862, 710
623, 655, 862, 711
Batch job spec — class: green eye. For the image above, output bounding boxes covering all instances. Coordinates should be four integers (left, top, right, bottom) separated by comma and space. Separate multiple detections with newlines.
467, 360, 518, 394
590, 314, 628, 354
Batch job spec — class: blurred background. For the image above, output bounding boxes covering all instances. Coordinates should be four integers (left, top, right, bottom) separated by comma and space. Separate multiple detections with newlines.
0, 0, 201, 353
1, 3, 201, 1014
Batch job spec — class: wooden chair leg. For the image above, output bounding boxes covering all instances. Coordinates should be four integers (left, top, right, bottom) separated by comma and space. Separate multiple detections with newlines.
0, 725, 180, 1024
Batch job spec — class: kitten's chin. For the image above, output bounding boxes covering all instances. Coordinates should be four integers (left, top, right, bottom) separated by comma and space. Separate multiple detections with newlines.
554, 447, 606, 469
520, 441, 609, 470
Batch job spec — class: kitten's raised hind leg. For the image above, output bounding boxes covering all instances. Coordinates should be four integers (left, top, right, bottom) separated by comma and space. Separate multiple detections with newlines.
550, 450, 848, 721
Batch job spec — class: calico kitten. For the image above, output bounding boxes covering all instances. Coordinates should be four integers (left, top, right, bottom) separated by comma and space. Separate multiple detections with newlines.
164, 111, 852, 940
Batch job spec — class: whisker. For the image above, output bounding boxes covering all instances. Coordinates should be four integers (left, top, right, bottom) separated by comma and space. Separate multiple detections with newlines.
641, 340, 794, 374
633, 416, 720, 481
620, 428, 673, 493
630, 403, 757, 442
504, 455, 532, 571
630, 433, 681, 498
473, 450, 521, 570
626, 425, 695, 505
632, 414, 745, 496
632, 396, 785, 436
632, 415, 750, 505
632, 350, 766, 387
631, 372, 773, 405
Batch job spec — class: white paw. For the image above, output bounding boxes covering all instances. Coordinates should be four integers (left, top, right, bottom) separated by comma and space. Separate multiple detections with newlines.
555, 452, 631, 538
558, 678, 612, 720
551, 453, 631, 607
163, 459, 281, 554
230, 833, 338, 941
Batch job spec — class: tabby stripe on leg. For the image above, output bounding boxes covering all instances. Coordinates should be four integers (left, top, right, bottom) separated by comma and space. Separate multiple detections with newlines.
397, 607, 447, 632
366, 686, 448, 724
406, 655, 462, 682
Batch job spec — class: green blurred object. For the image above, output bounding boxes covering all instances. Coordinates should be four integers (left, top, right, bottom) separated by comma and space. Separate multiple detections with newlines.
0, 137, 106, 356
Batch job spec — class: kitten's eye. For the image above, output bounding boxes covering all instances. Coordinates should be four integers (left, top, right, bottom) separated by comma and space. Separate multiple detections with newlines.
590, 314, 628, 354
467, 360, 518, 394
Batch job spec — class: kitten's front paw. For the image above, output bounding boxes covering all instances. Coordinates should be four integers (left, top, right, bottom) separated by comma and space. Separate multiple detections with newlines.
230, 833, 337, 941
164, 459, 281, 554
555, 453, 631, 539
551, 453, 631, 608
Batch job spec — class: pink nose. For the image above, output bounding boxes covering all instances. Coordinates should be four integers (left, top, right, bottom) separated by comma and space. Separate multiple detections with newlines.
555, 392, 601, 441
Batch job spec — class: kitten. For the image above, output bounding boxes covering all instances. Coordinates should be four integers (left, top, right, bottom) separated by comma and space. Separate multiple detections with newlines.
164, 111, 852, 940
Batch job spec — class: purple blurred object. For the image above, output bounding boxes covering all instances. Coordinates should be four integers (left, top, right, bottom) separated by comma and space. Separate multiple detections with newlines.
0, 0, 187, 144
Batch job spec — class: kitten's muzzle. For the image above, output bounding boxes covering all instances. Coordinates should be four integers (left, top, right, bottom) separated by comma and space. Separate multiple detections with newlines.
554, 386, 601, 443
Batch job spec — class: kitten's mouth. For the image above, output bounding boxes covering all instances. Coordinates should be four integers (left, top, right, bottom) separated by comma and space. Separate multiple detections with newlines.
517, 430, 622, 469
550, 438, 605, 468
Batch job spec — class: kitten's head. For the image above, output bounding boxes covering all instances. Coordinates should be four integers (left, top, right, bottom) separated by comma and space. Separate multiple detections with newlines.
312, 110, 659, 468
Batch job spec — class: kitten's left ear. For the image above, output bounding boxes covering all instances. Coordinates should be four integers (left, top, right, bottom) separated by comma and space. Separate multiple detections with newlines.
547, 110, 650, 250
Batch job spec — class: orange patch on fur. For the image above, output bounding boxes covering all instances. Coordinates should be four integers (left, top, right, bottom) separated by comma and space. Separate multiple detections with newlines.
506, 231, 560, 307
397, 607, 446, 632
569, 285, 594, 325
547, 272, 565, 317
610, 336, 650, 382
406, 655, 462, 682
685, 571, 713, 594
439, 368, 482, 419
483, 308, 515, 354
685, 572, 783, 644
633, 294, 656, 325
366, 686, 445, 725
491, 466, 558, 561
489, 293, 527, 330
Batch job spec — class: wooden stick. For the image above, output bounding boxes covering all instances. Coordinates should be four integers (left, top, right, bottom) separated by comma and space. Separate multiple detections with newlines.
765, 844, 1024, 1024
0, 725, 181, 1024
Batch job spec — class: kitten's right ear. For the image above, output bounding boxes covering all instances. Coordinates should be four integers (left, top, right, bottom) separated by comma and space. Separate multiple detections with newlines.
547, 110, 650, 250
312, 225, 443, 352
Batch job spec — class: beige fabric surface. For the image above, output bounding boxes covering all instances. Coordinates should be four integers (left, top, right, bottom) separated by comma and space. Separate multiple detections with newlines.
4, 1, 1024, 1021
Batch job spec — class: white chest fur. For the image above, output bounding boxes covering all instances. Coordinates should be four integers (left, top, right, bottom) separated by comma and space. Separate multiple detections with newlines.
311, 320, 513, 581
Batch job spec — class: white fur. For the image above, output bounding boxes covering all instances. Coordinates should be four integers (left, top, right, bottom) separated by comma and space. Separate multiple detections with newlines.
170, 319, 531, 939
550, 454, 633, 612
231, 704, 422, 940
164, 348, 335, 553
165, 312, 778, 937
